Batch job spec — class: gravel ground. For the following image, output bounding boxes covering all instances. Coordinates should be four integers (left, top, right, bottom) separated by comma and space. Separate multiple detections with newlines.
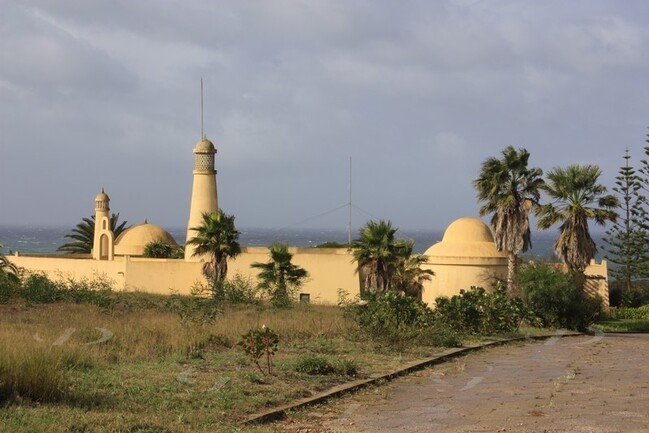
277, 334, 649, 433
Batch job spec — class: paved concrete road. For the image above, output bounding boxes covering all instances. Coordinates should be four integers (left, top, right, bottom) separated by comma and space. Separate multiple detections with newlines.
281, 334, 649, 433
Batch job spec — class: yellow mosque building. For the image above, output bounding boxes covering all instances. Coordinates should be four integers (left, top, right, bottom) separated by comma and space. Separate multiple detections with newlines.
10, 134, 610, 306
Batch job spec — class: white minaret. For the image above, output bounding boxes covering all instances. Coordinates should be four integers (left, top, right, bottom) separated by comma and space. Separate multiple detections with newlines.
92, 189, 114, 260
185, 134, 218, 260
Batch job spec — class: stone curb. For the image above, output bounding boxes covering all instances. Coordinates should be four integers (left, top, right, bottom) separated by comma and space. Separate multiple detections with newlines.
242, 332, 583, 426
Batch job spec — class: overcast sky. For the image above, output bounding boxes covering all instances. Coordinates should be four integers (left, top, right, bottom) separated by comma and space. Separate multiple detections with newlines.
1, 0, 648, 233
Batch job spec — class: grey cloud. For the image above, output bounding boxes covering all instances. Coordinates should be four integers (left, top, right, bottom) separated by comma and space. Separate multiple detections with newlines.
0, 4, 136, 99
1, 0, 648, 231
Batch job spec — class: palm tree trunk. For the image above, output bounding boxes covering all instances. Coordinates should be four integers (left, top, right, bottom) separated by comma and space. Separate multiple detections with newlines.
507, 251, 518, 296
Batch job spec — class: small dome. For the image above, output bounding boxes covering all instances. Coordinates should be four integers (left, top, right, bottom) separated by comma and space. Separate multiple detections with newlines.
114, 222, 177, 256
194, 135, 216, 153
424, 217, 507, 259
95, 190, 109, 202
441, 217, 495, 243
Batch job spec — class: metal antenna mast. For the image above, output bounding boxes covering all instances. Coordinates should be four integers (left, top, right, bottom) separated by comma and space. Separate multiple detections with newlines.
200, 78, 204, 138
348, 156, 352, 245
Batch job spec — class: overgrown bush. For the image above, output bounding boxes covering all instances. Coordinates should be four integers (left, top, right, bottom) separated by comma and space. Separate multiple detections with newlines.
349, 291, 456, 349
608, 280, 649, 307
191, 274, 261, 305
8, 273, 115, 309
418, 323, 462, 347
294, 355, 357, 376
57, 276, 114, 309
221, 273, 261, 305
435, 285, 527, 335
516, 263, 603, 331
165, 293, 220, 325
21, 273, 61, 303
0, 272, 21, 304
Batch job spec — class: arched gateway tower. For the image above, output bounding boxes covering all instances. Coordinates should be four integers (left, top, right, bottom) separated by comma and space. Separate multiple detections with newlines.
184, 134, 219, 261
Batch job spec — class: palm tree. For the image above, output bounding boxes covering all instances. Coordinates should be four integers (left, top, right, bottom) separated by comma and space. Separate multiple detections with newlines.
143, 241, 176, 259
536, 164, 619, 273
186, 210, 241, 297
473, 145, 544, 295
58, 214, 129, 254
0, 242, 19, 281
392, 239, 434, 299
251, 243, 308, 307
351, 220, 401, 294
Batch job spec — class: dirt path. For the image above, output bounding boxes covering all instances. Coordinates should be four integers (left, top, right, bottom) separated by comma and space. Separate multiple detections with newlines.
278, 334, 649, 432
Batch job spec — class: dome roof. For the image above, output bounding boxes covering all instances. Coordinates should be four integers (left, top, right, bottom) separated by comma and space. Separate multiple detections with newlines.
95, 190, 109, 202
441, 217, 495, 243
194, 135, 216, 153
424, 217, 507, 259
114, 222, 177, 256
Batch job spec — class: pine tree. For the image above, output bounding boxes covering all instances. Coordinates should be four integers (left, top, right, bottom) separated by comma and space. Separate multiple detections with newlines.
605, 149, 649, 289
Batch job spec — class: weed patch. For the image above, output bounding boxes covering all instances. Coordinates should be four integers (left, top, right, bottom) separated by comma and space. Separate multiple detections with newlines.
294, 355, 358, 376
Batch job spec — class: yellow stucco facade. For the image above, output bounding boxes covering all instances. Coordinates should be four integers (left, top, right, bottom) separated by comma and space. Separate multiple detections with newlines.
11, 231, 609, 307
185, 135, 219, 261
7, 132, 610, 307
421, 217, 508, 305
11, 247, 359, 304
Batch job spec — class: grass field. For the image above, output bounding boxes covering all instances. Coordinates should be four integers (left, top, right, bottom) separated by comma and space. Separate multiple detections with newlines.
591, 319, 649, 332
591, 306, 649, 333
0, 296, 458, 433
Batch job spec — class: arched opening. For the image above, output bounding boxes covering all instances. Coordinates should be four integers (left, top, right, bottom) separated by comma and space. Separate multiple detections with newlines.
102, 219, 107, 230
100, 234, 109, 260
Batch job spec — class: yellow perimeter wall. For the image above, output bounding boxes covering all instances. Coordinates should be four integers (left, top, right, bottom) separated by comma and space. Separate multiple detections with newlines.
11, 247, 358, 305
10, 251, 608, 306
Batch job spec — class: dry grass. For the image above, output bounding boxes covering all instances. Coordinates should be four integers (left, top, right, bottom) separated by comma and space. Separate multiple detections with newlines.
1, 298, 429, 432
0, 285, 549, 433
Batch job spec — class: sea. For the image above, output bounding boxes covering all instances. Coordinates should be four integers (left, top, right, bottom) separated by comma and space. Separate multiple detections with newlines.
0, 224, 608, 262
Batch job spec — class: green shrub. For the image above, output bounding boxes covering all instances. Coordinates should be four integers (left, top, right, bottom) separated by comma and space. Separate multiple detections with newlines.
355, 291, 434, 330
516, 263, 603, 331
315, 242, 350, 249
294, 355, 358, 376
21, 273, 62, 303
57, 276, 114, 309
418, 323, 462, 347
609, 306, 649, 320
165, 294, 220, 325
350, 291, 440, 348
336, 358, 359, 376
608, 280, 649, 307
238, 326, 280, 375
295, 355, 336, 375
5, 273, 116, 308
435, 285, 527, 335
0, 272, 20, 304
221, 273, 261, 305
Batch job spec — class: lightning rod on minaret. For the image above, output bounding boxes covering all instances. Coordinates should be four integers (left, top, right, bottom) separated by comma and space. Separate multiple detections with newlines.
200, 78, 204, 138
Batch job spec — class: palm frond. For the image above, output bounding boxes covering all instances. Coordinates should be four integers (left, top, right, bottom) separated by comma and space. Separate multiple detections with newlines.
538, 164, 619, 271
58, 214, 129, 254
